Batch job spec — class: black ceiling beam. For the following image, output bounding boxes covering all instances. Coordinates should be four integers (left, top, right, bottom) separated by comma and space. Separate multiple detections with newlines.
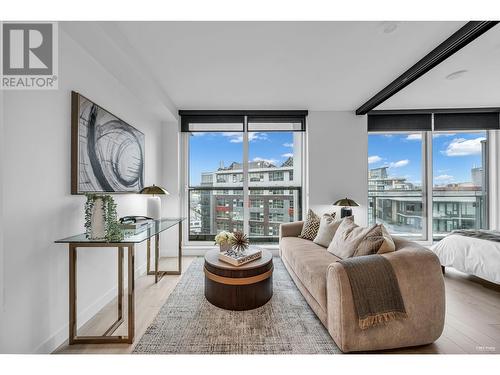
355, 21, 499, 115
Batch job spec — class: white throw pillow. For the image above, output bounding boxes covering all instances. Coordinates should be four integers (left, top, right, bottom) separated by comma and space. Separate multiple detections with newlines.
377, 224, 396, 254
327, 217, 377, 259
313, 213, 340, 248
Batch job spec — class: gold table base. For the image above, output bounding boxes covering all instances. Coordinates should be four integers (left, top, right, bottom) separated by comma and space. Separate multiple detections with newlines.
67, 220, 183, 345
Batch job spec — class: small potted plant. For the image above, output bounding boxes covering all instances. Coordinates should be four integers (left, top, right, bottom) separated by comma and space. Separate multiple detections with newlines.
84, 193, 123, 242
215, 231, 234, 252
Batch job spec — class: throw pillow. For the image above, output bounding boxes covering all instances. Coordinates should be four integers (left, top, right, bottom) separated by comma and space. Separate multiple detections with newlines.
298, 209, 321, 241
327, 217, 377, 259
352, 224, 396, 257
377, 224, 396, 254
353, 225, 384, 257
313, 212, 340, 248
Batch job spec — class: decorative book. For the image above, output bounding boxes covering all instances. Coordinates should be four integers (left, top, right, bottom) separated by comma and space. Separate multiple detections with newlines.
218, 248, 262, 267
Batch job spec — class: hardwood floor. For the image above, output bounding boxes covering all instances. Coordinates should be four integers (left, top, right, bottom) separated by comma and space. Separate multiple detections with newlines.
55, 257, 500, 354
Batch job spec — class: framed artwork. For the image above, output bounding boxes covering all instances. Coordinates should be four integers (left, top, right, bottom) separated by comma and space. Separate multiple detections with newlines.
71, 91, 145, 194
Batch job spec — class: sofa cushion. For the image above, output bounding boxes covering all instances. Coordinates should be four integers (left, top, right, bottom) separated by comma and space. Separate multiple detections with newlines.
313, 213, 340, 248
327, 217, 377, 259
353, 224, 395, 257
298, 209, 321, 241
280, 237, 339, 310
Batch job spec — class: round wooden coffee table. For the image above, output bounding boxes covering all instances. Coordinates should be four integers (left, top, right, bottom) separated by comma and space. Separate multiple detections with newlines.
204, 247, 273, 311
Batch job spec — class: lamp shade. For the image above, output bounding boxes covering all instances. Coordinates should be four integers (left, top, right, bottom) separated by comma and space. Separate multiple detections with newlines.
333, 197, 359, 207
139, 184, 169, 195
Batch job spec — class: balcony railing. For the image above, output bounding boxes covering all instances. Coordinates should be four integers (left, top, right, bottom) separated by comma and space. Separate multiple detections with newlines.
368, 190, 487, 240
188, 186, 302, 243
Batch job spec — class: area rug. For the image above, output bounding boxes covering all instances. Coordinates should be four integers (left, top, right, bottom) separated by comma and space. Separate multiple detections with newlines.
133, 257, 340, 354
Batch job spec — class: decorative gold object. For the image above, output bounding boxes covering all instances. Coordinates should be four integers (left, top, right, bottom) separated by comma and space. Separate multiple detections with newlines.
333, 197, 359, 218
139, 184, 169, 195
230, 231, 250, 253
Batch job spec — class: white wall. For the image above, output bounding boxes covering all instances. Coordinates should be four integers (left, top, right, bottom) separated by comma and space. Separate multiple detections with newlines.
0, 30, 172, 353
159, 121, 182, 257
307, 111, 368, 226
0, 89, 4, 310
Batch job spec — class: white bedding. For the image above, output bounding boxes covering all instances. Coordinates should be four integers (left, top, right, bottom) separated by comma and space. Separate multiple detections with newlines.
431, 234, 500, 284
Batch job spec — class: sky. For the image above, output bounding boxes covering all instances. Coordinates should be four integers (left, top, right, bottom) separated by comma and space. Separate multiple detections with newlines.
368, 132, 486, 187
189, 132, 294, 185
189, 131, 486, 187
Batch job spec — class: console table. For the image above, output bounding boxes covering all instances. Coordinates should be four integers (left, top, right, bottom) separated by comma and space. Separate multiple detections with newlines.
55, 217, 185, 345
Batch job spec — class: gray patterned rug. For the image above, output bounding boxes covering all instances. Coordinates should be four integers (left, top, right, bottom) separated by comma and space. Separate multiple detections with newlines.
133, 257, 340, 354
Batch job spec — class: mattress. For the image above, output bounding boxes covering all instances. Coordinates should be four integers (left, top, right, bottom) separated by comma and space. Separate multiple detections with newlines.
431, 234, 500, 284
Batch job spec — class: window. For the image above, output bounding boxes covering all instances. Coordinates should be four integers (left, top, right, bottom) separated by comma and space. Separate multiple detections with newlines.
250, 199, 264, 208
368, 129, 489, 241
269, 171, 284, 181
249, 189, 264, 195
184, 112, 305, 243
269, 199, 284, 209
250, 223, 264, 236
368, 133, 425, 240
432, 131, 488, 240
250, 173, 264, 182
250, 212, 264, 221
269, 213, 284, 222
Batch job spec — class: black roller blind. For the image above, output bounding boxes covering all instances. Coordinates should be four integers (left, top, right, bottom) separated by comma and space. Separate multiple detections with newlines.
434, 112, 500, 131
368, 114, 432, 132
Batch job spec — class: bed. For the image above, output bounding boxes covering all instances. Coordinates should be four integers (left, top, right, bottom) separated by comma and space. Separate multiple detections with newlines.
431, 229, 500, 284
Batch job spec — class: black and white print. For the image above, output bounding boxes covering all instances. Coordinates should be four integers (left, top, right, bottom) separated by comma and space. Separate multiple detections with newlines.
75, 94, 145, 193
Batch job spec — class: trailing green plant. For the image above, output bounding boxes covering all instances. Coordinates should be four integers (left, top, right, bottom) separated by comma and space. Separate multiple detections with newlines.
84, 193, 124, 242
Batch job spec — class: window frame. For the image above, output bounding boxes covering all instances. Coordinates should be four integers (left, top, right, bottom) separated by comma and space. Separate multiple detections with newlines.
367, 129, 490, 244
181, 117, 307, 246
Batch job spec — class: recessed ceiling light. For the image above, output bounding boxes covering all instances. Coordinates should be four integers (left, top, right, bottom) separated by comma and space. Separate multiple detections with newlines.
445, 70, 468, 80
380, 21, 400, 34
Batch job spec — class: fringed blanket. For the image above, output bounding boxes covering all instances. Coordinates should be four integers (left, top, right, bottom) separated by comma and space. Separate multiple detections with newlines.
338, 255, 407, 330
452, 229, 500, 243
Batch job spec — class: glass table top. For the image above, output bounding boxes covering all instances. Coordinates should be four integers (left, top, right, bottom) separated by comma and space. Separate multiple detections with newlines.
55, 218, 185, 244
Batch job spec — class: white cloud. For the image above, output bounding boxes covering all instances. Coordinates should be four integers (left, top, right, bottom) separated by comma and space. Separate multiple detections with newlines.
283, 142, 293, 148
253, 157, 278, 165
443, 137, 486, 156
389, 159, 409, 168
434, 174, 454, 182
406, 133, 422, 141
281, 153, 293, 158
222, 132, 268, 143
368, 155, 382, 164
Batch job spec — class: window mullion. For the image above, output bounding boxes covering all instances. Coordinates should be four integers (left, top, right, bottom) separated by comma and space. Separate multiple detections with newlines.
243, 116, 249, 235
425, 130, 433, 243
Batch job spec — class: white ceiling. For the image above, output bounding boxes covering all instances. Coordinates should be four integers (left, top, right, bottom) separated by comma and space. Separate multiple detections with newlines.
64, 21, 499, 115
107, 21, 465, 112
380, 23, 500, 110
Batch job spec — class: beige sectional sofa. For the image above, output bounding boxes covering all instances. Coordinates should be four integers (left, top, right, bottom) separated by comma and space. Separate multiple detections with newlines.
279, 221, 445, 353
